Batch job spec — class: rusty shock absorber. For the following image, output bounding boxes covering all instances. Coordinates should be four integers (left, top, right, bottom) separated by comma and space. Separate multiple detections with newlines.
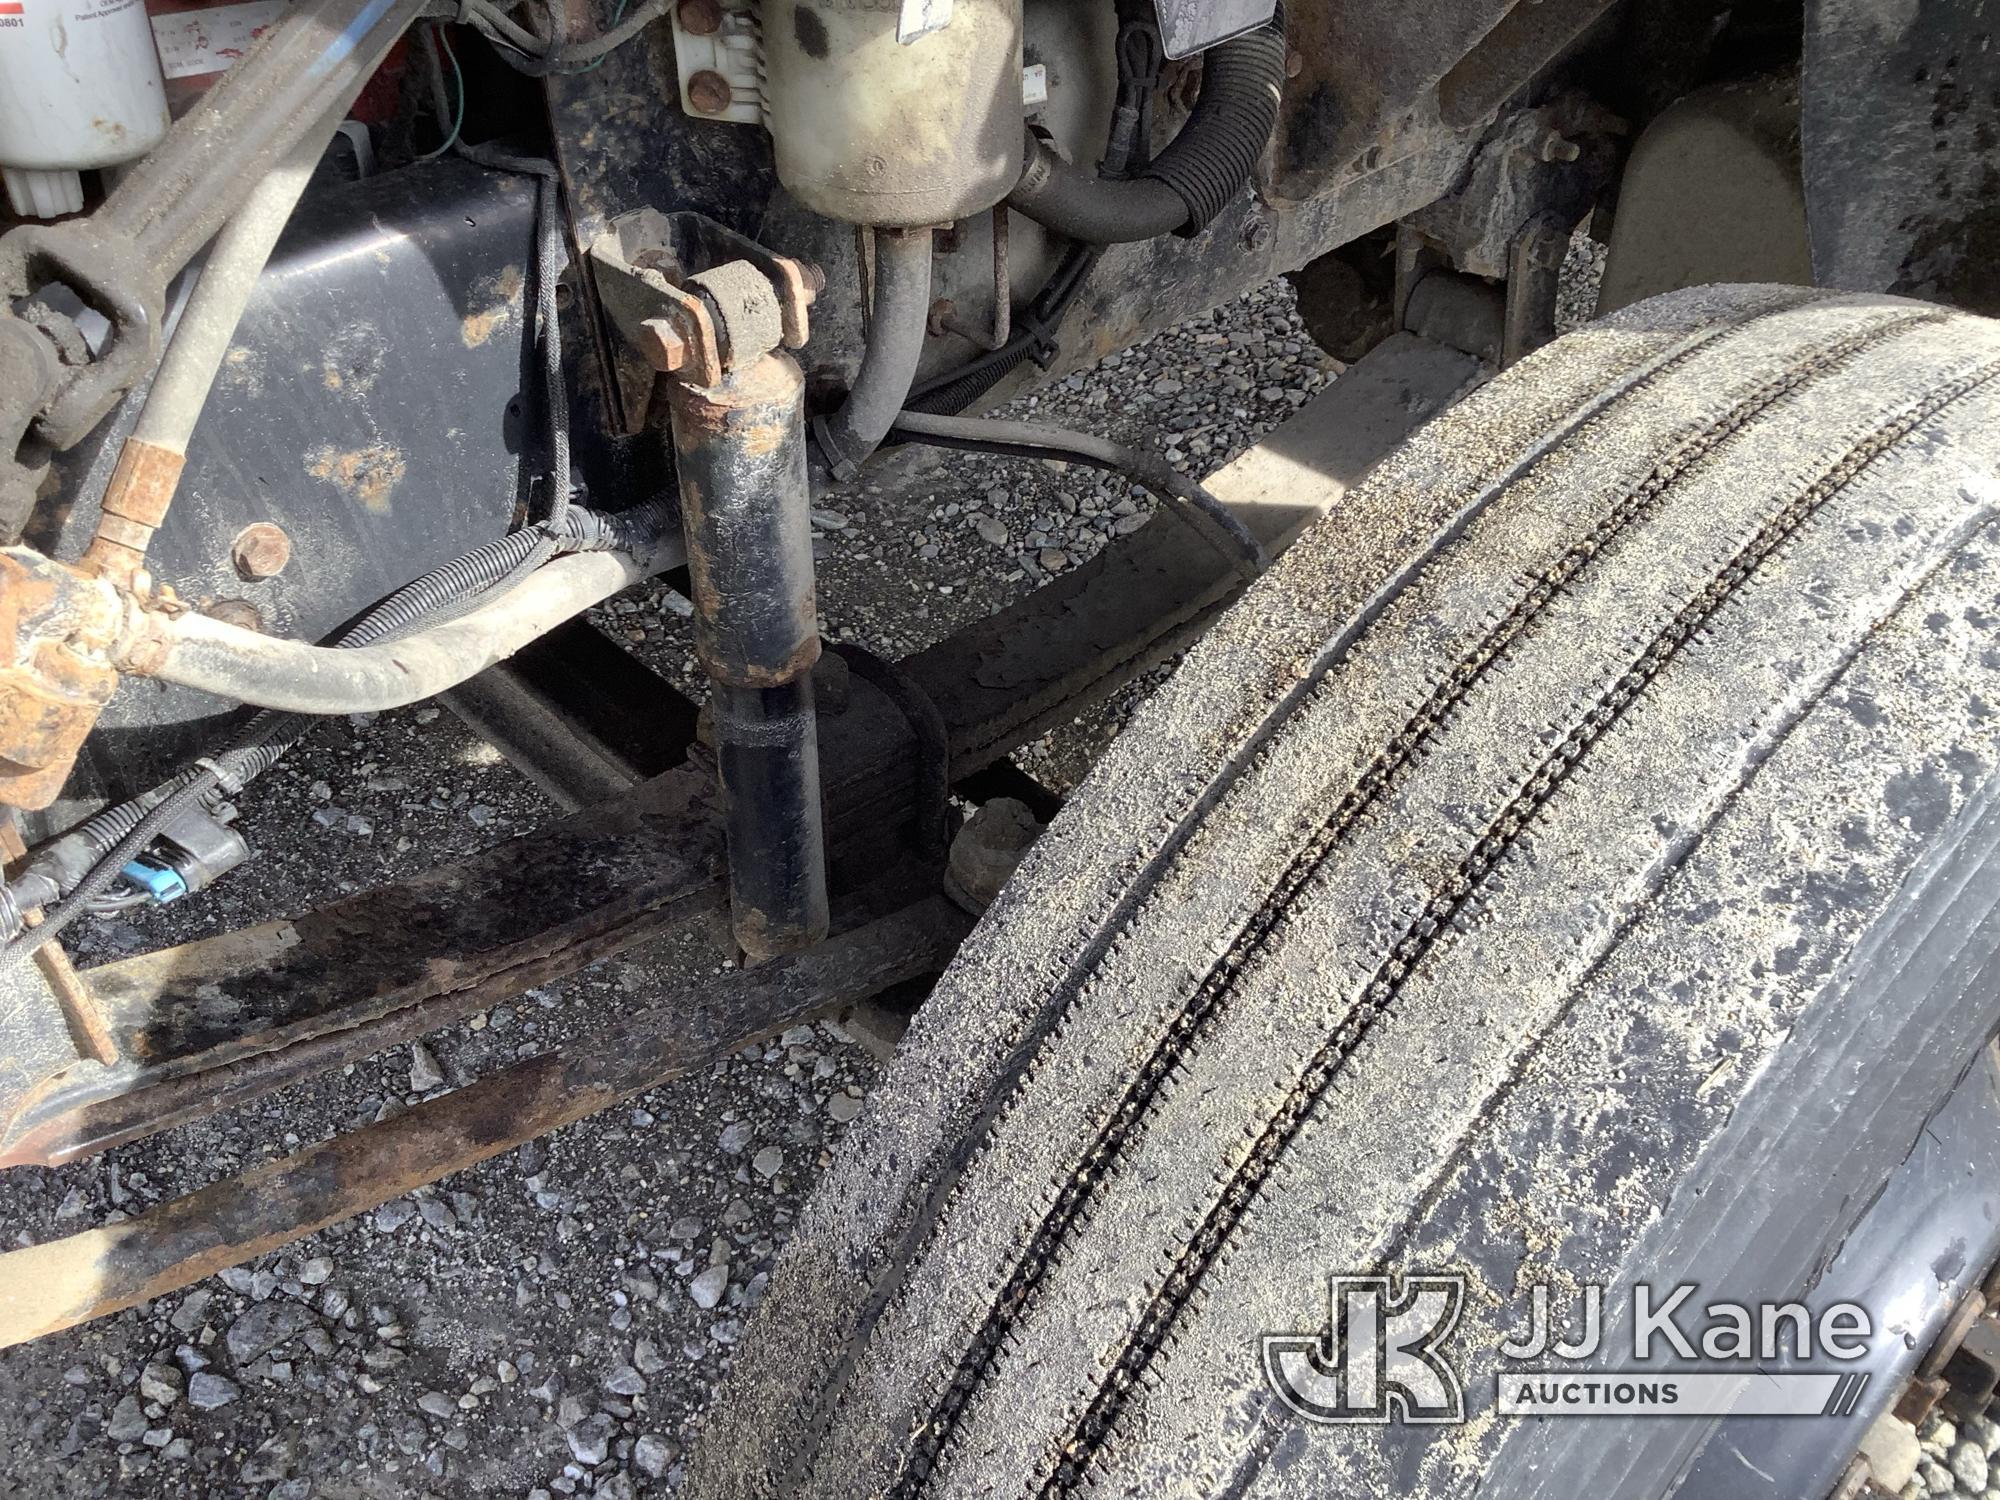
587, 211, 830, 960
666, 352, 829, 959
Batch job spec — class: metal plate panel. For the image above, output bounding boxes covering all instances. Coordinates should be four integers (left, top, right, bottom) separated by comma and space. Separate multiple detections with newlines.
1150, 0, 1278, 59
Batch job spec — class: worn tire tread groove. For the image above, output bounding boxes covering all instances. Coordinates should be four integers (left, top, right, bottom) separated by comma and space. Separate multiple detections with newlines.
1035, 353, 2000, 1498
890, 305, 1944, 1500
796, 294, 1809, 1500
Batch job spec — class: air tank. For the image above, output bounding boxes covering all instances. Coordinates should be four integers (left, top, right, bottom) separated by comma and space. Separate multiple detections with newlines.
760, 0, 1024, 228
0, 0, 170, 219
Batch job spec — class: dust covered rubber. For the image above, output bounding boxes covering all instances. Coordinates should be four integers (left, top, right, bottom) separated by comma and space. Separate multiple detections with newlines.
684, 286, 2000, 1499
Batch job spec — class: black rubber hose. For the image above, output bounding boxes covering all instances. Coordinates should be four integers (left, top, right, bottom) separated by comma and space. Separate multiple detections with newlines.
905, 7, 1160, 415
905, 243, 1100, 415
888, 410, 1268, 580
1007, 9, 1287, 244
1008, 149, 1187, 245
813, 228, 934, 480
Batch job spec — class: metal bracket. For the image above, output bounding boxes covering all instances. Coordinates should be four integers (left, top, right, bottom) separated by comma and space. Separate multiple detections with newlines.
1148, 0, 1277, 60
588, 209, 818, 386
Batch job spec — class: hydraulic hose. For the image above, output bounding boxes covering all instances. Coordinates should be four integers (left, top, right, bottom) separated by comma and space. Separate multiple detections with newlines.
83, 113, 338, 584
125, 132, 324, 452
812, 228, 934, 480
1006, 8, 1287, 244
3, 502, 674, 964
99, 0, 431, 281
145, 545, 678, 715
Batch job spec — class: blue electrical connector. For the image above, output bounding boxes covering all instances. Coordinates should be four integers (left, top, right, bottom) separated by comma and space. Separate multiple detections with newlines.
120, 860, 190, 904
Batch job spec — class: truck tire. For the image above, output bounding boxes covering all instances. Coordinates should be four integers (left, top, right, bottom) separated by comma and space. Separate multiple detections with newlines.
688, 285, 2000, 1499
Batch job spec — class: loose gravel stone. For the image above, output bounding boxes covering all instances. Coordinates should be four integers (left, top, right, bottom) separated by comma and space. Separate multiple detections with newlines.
186, 1374, 240, 1411
105, 1395, 149, 1444
689, 1265, 730, 1310
225, 1303, 313, 1364
603, 1365, 647, 1396
138, 1363, 183, 1408
1950, 1440, 1989, 1493
634, 1433, 675, 1479
407, 1040, 445, 1093
168, 1288, 211, 1334
566, 1413, 613, 1466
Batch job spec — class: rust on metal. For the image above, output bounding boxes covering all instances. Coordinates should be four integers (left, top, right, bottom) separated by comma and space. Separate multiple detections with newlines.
229, 521, 292, 580
637, 316, 689, 373
700, 635, 821, 691
657, 296, 721, 385
767, 256, 818, 349
0, 898, 967, 1349
79, 438, 186, 585
676, 0, 722, 33
96, 439, 183, 528
0, 549, 125, 811
686, 68, 734, 116
667, 354, 801, 445
934, 207, 1010, 351
589, 211, 812, 380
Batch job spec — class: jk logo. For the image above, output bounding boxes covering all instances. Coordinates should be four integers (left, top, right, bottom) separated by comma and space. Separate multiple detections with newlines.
1261, 1274, 1467, 1425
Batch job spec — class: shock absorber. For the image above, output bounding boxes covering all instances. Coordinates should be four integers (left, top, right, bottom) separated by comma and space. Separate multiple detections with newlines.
588, 212, 830, 960
665, 350, 829, 961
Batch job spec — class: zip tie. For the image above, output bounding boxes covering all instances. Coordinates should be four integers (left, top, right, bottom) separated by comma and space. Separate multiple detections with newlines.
195, 757, 246, 796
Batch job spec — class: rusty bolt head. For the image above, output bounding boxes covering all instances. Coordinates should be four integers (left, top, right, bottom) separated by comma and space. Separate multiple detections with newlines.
1241, 215, 1273, 252
204, 598, 265, 632
677, 0, 723, 33
686, 69, 734, 115
637, 317, 689, 372
1285, 47, 1304, 78
230, 522, 291, 581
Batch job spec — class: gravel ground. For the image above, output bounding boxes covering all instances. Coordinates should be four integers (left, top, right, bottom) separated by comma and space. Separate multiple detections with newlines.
1915, 1410, 2000, 1500
0, 278, 1340, 1498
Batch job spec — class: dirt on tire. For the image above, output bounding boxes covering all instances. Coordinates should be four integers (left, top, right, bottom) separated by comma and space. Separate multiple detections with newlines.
687, 286, 2000, 1499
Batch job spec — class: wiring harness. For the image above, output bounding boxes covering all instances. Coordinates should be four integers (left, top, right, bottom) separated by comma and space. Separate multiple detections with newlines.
454, 0, 669, 75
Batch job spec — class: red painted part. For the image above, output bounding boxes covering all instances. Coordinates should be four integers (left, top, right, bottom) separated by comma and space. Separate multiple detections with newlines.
144, 0, 408, 123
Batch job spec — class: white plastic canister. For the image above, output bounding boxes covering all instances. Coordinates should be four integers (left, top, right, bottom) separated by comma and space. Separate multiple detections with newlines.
0, 0, 170, 219
761, 0, 1025, 228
